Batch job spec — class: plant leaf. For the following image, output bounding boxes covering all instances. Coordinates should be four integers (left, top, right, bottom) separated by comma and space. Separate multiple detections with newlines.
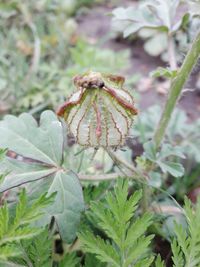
143, 141, 157, 161
0, 111, 63, 166
46, 171, 84, 243
155, 255, 165, 267
158, 161, 184, 177
0, 159, 56, 193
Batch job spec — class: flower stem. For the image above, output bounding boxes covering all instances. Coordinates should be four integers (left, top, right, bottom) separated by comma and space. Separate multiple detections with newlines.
168, 33, 177, 70
79, 173, 119, 181
154, 31, 200, 148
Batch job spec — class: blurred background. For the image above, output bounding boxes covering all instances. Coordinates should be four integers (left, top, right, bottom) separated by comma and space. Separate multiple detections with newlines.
0, 0, 200, 201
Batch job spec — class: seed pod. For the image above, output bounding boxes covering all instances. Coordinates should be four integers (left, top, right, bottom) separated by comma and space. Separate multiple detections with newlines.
57, 71, 138, 148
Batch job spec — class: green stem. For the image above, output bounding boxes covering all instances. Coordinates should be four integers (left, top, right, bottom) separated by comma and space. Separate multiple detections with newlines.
154, 31, 200, 148
105, 149, 140, 177
79, 173, 120, 181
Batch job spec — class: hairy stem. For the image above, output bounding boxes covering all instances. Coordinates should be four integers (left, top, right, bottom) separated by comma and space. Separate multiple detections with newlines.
79, 173, 120, 181
154, 31, 200, 148
168, 34, 177, 70
105, 149, 144, 178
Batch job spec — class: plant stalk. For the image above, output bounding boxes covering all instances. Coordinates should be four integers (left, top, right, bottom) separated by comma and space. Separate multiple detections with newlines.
154, 31, 200, 148
168, 34, 177, 70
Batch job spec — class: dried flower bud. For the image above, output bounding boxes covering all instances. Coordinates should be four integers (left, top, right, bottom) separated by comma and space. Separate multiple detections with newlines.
57, 71, 138, 148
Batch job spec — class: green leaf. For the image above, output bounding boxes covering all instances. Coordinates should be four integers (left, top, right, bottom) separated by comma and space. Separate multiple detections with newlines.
0, 111, 64, 193
90, 201, 121, 245
0, 111, 63, 166
0, 111, 85, 244
158, 161, 184, 177
143, 141, 185, 177
84, 254, 104, 267
151, 67, 178, 79
148, 171, 162, 188
112, 0, 185, 38
155, 255, 165, 267
79, 180, 154, 267
171, 197, 200, 266
2, 227, 42, 244
112, 6, 168, 38
79, 231, 120, 267
59, 252, 79, 267
125, 213, 153, 248
143, 141, 157, 161
21, 228, 52, 267
0, 204, 9, 239
0, 189, 54, 246
0, 158, 56, 193
0, 189, 54, 264
171, 239, 184, 267
159, 144, 185, 159
0, 244, 21, 260
46, 171, 84, 243
134, 256, 154, 267
174, 222, 189, 257
124, 235, 154, 267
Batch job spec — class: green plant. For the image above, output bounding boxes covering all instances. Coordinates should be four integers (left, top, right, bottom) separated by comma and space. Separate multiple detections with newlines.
0, 111, 85, 243
0, 1, 126, 115
111, 0, 200, 68
0, 189, 54, 265
133, 105, 200, 166
80, 181, 200, 267
171, 197, 200, 267
79, 180, 155, 267
0, 1, 200, 265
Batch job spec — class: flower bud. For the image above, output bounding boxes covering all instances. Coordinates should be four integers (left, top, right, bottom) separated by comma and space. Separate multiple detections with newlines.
57, 71, 138, 148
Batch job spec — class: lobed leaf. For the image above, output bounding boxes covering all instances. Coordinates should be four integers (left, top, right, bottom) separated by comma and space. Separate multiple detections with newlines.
0, 111, 63, 166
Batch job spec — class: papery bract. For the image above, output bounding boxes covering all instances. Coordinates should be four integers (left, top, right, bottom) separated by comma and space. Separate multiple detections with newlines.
57, 71, 138, 148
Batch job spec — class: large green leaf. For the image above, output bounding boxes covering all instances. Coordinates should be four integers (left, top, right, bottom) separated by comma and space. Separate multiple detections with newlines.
0, 111, 63, 166
0, 111, 84, 243
41, 171, 84, 243
0, 158, 56, 193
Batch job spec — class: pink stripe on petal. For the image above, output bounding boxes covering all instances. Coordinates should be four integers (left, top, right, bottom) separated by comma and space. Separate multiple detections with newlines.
93, 102, 102, 139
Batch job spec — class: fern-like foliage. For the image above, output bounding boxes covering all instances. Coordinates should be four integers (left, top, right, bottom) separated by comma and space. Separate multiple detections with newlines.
154, 255, 165, 267
18, 228, 53, 267
58, 252, 80, 267
79, 180, 154, 267
0, 189, 55, 264
83, 254, 105, 267
171, 197, 200, 267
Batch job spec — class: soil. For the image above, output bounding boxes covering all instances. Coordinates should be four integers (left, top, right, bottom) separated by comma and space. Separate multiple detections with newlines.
76, 1, 200, 121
